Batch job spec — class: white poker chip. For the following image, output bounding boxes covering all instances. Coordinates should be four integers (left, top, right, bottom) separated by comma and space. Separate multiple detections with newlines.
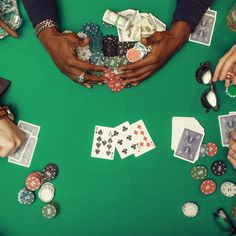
182, 202, 199, 217
38, 183, 55, 203
77, 32, 88, 39
76, 45, 92, 61
220, 181, 236, 197
63, 30, 73, 34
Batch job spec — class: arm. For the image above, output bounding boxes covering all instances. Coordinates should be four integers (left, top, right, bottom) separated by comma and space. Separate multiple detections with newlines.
119, 0, 214, 86
22, 0, 106, 88
0, 77, 10, 96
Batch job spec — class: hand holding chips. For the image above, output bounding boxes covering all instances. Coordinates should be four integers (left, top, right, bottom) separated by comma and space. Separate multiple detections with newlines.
118, 21, 191, 85
38, 27, 106, 88
228, 131, 236, 170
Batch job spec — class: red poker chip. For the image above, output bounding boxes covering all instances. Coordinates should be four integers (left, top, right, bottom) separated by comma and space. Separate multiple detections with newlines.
200, 179, 216, 195
107, 76, 125, 92
26, 176, 41, 191
207, 142, 218, 157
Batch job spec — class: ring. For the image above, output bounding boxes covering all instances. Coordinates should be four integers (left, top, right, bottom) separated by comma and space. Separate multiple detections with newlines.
75, 72, 86, 83
226, 72, 235, 81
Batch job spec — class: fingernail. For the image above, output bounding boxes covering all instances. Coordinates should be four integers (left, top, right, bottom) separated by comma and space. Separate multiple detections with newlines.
98, 83, 103, 86
86, 85, 91, 88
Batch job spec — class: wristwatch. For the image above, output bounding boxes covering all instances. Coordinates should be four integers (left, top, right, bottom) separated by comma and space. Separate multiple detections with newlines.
0, 106, 14, 122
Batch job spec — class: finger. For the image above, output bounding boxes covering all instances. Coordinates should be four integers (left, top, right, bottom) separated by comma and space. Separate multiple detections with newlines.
142, 31, 165, 45
0, 147, 12, 158
124, 70, 154, 84
119, 64, 157, 79
70, 59, 106, 72
231, 131, 236, 142
225, 78, 232, 88
85, 73, 107, 83
213, 46, 236, 82
219, 57, 235, 81
67, 73, 92, 88
229, 140, 236, 153
119, 55, 154, 71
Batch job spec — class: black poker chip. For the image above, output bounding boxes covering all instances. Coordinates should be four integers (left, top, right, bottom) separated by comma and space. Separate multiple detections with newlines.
103, 35, 118, 57
117, 42, 136, 57
211, 161, 227, 176
42, 163, 59, 181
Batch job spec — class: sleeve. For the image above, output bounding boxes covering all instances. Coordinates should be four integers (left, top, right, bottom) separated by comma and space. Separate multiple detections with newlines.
0, 77, 10, 96
173, 0, 214, 31
22, 0, 58, 28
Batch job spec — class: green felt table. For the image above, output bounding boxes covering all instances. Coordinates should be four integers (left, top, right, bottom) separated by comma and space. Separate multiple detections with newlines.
0, 0, 236, 236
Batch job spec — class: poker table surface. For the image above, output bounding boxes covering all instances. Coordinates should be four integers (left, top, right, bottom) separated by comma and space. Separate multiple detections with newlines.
0, 0, 236, 236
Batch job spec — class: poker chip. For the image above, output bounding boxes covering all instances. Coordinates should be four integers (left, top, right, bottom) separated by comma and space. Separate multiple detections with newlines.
103, 35, 118, 57
232, 203, 236, 220
77, 32, 88, 39
102, 21, 113, 28
63, 30, 72, 34
104, 56, 121, 70
26, 171, 43, 191
220, 181, 236, 197
191, 165, 208, 180
207, 142, 218, 157
106, 76, 125, 92
117, 42, 135, 57
42, 163, 59, 181
81, 23, 99, 38
182, 202, 199, 217
18, 188, 35, 205
38, 182, 55, 203
90, 32, 103, 51
211, 161, 227, 176
126, 48, 142, 62
42, 203, 58, 219
200, 179, 216, 195
76, 45, 92, 61
199, 144, 208, 157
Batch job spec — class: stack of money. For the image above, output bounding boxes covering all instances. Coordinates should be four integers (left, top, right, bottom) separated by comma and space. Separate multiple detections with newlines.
103, 9, 166, 42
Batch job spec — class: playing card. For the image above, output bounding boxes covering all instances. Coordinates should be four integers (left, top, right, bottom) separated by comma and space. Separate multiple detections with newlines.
131, 120, 155, 157
18, 120, 40, 137
8, 136, 38, 168
174, 128, 204, 163
218, 114, 236, 146
189, 9, 217, 46
8, 129, 32, 161
113, 121, 139, 159
91, 126, 115, 160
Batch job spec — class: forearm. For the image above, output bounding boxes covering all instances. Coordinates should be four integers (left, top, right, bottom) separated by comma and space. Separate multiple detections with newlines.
0, 77, 10, 96
173, 0, 214, 32
22, 0, 58, 28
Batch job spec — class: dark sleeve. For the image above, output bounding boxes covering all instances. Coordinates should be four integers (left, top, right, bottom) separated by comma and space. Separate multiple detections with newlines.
173, 0, 214, 31
22, 0, 58, 28
0, 77, 10, 96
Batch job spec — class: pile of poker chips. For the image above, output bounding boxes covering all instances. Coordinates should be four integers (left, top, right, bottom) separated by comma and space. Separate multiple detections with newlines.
64, 22, 152, 92
17, 163, 59, 219
184, 141, 236, 218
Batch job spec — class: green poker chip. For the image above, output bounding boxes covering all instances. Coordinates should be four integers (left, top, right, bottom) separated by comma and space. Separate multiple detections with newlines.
226, 84, 236, 98
199, 144, 208, 157
104, 56, 121, 70
191, 165, 208, 180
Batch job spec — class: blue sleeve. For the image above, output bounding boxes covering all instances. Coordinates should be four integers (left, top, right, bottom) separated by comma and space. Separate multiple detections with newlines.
22, 0, 58, 27
173, 0, 214, 31
0, 77, 10, 96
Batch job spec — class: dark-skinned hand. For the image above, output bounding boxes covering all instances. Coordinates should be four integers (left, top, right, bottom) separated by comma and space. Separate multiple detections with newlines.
38, 27, 107, 88
118, 21, 191, 86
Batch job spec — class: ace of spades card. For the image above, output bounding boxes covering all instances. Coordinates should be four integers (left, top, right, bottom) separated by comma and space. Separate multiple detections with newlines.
91, 126, 115, 160
113, 121, 140, 159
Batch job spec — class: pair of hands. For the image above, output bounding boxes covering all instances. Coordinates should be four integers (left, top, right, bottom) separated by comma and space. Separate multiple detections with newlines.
0, 118, 25, 158
38, 21, 191, 88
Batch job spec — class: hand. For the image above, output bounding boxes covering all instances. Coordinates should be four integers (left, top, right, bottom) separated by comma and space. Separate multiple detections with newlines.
228, 131, 236, 170
38, 27, 107, 88
118, 21, 191, 85
0, 118, 25, 158
212, 45, 236, 88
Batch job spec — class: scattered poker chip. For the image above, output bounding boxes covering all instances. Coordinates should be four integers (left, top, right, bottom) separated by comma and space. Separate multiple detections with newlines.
42, 163, 59, 181
211, 161, 227, 176
199, 144, 208, 157
38, 182, 55, 203
26, 172, 43, 191
191, 165, 208, 180
126, 48, 142, 62
200, 179, 216, 195
232, 203, 236, 220
42, 203, 58, 219
207, 142, 218, 157
18, 188, 35, 205
182, 202, 199, 217
220, 181, 236, 197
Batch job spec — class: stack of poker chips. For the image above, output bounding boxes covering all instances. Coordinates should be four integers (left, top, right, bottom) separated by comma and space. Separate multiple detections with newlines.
69, 22, 152, 92
17, 163, 59, 219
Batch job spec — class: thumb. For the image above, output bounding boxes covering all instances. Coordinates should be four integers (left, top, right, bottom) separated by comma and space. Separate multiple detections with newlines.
142, 31, 166, 45
67, 33, 90, 47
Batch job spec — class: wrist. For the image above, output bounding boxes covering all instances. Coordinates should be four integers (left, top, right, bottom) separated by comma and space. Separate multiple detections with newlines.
170, 21, 191, 43
38, 27, 60, 43
35, 19, 59, 38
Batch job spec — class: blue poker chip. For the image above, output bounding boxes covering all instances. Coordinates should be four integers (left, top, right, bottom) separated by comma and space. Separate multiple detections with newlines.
90, 32, 103, 51
80, 23, 99, 38
102, 21, 113, 28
